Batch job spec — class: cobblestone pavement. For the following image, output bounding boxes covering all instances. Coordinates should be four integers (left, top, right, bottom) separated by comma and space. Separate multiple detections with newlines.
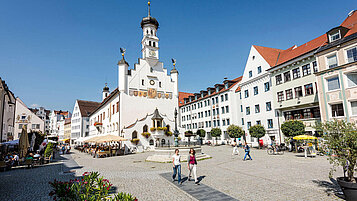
72, 145, 344, 201
0, 154, 75, 201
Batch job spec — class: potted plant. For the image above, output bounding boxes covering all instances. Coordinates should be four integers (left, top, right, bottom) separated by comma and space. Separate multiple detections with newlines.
315, 120, 357, 201
141, 132, 151, 138
210, 128, 222, 145
227, 125, 244, 141
130, 138, 140, 144
249, 125, 266, 148
165, 131, 173, 136
150, 127, 156, 132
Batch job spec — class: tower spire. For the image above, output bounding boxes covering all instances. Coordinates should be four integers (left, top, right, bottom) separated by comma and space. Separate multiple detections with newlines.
148, 1, 151, 17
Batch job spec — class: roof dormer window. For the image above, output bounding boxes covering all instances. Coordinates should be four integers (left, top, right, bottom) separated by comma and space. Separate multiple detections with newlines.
225, 83, 229, 89
216, 87, 219, 93
330, 31, 341, 42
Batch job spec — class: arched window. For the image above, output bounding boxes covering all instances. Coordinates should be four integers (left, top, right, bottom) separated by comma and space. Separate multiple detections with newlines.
132, 131, 137, 139
153, 42, 156, 47
146, 30, 149, 34
149, 139, 154, 146
143, 125, 148, 133
156, 120, 162, 127
149, 41, 152, 46
161, 139, 165, 145
166, 125, 170, 132
151, 30, 153, 35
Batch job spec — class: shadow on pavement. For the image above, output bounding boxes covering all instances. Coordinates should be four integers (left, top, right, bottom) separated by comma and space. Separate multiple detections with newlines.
312, 178, 345, 200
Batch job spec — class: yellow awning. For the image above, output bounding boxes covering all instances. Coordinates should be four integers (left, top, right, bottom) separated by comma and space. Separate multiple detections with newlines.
293, 135, 317, 140
60, 139, 70, 142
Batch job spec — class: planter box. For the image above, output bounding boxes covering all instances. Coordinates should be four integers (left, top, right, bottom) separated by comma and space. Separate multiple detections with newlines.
337, 177, 357, 201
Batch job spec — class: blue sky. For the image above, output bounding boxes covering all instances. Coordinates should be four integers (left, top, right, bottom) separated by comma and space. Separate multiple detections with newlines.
0, 0, 355, 112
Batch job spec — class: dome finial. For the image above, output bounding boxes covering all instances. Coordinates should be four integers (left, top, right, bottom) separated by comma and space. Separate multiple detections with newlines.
148, 1, 151, 17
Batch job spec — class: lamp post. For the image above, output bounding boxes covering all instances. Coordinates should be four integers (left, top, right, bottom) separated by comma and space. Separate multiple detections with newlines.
174, 108, 179, 147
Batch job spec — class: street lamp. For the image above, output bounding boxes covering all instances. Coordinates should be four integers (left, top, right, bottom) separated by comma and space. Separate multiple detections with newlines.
174, 108, 179, 147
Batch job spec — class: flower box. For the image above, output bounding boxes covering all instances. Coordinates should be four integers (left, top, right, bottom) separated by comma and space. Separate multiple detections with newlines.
141, 132, 151, 138
94, 122, 103, 126
131, 138, 140, 144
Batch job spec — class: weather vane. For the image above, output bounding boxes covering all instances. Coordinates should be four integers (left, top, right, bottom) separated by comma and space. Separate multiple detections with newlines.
120, 47, 126, 57
171, 58, 176, 67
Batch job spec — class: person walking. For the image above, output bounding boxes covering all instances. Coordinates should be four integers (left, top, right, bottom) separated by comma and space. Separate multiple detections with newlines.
188, 148, 199, 184
172, 149, 182, 185
243, 142, 252, 161
232, 139, 240, 156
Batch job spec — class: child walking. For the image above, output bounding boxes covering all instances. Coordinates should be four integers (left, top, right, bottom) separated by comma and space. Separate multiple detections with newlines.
172, 149, 182, 184
188, 148, 199, 184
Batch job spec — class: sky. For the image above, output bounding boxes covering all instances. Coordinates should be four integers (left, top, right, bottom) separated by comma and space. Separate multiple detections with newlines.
0, 0, 356, 112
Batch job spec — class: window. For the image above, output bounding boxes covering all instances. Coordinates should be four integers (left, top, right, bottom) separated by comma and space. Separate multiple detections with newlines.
244, 90, 249, 98
276, 75, 282, 85
254, 86, 258, 95
331, 103, 344, 117
302, 64, 311, 76
255, 104, 260, 113
247, 122, 251, 129
240, 105, 243, 112
327, 77, 340, 91
267, 119, 273, 128
142, 79, 144, 86
241, 118, 244, 125
303, 109, 312, 119
159, 82, 161, 87
347, 73, 357, 87
217, 120, 220, 127
347, 47, 357, 63
312, 61, 318, 73
221, 95, 224, 102
327, 54, 338, 68
222, 119, 226, 126
221, 107, 224, 114
351, 101, 357, 115
212, 98, 215, 104
249, 71, 252, 78
294, 86, 303, 98
277, 91, 284, 102
286, 89, 293, 100
225, 106, 229, 113
227, 119, 230, 125
213, 120, 216, 127
304, 83, 314, 95
132, 131, 138, 139
21, 115, 26, 120
330, 32, 341, 42
207, 99, 210, 105
264, 82, 270, 92
213, 109, 216, 116
215, 97, 218, 104
284, 72, 291, 82
216, 108, 219, 115
266, 102, 271, 111
153, 42, 156, 47
246, 107, 250, 115
225, 94, 228, 101
292, 68, 300, 79
257, 66, 262, 74
208, 110, 211, 116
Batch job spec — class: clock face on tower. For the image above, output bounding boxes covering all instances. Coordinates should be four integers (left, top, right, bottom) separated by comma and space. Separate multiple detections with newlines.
149, 50, 156, 57
150, 80, 155, 85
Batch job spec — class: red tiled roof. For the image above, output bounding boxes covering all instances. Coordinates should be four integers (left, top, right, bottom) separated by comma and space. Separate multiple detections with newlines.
179, 76, 243, 107
253, 45, 283, 67
341, 10, 357, 37
179, 92, 193, 107
77, 100, 101, 117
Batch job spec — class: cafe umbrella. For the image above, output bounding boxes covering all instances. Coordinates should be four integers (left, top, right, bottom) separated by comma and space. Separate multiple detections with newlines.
18, 126, 30, 158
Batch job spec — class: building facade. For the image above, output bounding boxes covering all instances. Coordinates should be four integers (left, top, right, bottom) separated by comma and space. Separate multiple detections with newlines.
0, 78, 16, 142
29, 107, 51, 134
239, 45, 281, 145
14, 97, 45, 139
64, 118, 71, 140
49, 110, 71, 137
315, 10, 357, 122
71, 99, 100, 144
179, 77, 242, 143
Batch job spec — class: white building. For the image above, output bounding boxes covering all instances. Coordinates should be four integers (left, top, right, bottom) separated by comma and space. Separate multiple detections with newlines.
239, 45, 281, 146
87, 3, 180, 151
179, 77, 243, 143
71, 99, 100, 144
49, 110, 71, 138
29, 107, 51, 134
14, 97, 45, 139
0, 78, 16, 142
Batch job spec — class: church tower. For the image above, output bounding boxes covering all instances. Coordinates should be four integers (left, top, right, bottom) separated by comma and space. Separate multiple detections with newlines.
141, 1, 159, 60
102, 83, 109, 100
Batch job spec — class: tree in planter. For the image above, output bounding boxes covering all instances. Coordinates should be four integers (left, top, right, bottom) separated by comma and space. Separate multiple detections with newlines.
315, 120, 357, 183
227, 125, 244, 139
281, 120, 305, 137
249, 125, 266, 148
44, 142, 53, 157
210, 128, 222, 145
196, 129, 206, 145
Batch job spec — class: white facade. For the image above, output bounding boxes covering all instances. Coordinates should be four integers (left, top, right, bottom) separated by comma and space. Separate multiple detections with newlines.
87, 5, 180, 151
0, 78, 16, 142
239, 46, 280, 146
14, 97, 45, 139
49, 110, 71, 137
179, 78, 243, 143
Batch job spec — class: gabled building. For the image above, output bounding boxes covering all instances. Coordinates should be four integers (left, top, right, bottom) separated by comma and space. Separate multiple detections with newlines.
49, 110, 71, 137
179, 77, 243, 143
14, 97, 45, 139
315, 10, 357, 122
29, 107, 51, 134
239, 46, 282, 145
0, 78, 16, 142
71, 99, 100, 144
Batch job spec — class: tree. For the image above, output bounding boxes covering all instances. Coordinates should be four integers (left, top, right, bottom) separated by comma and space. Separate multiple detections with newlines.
210, 128, 222, 144
227, 125, 244, 139
44, 142, 53, 157
196, 129, 206, 138
281, 120, 305, 137
315, 120, 357, 182
249, 125, 266, 140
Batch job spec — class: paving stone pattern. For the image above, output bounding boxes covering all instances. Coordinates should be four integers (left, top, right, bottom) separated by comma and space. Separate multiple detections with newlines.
160, 172, 238, 201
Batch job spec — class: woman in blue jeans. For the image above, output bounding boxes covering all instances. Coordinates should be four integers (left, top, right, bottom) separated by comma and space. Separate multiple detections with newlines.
243, 142, 252, 161
172, 149, 182, 184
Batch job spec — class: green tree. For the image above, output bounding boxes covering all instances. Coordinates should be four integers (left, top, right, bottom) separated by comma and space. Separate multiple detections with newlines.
210, 128, 222, 144
44, 142, 53, 157
315, 120, 357, 182
227, 125, 244, 139
249, 125, 266, 141
196, 129, 206, 138
281, 120, 305, 137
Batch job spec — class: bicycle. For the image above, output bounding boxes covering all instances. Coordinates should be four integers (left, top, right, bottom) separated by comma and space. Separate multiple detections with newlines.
267, 146, 284, 155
